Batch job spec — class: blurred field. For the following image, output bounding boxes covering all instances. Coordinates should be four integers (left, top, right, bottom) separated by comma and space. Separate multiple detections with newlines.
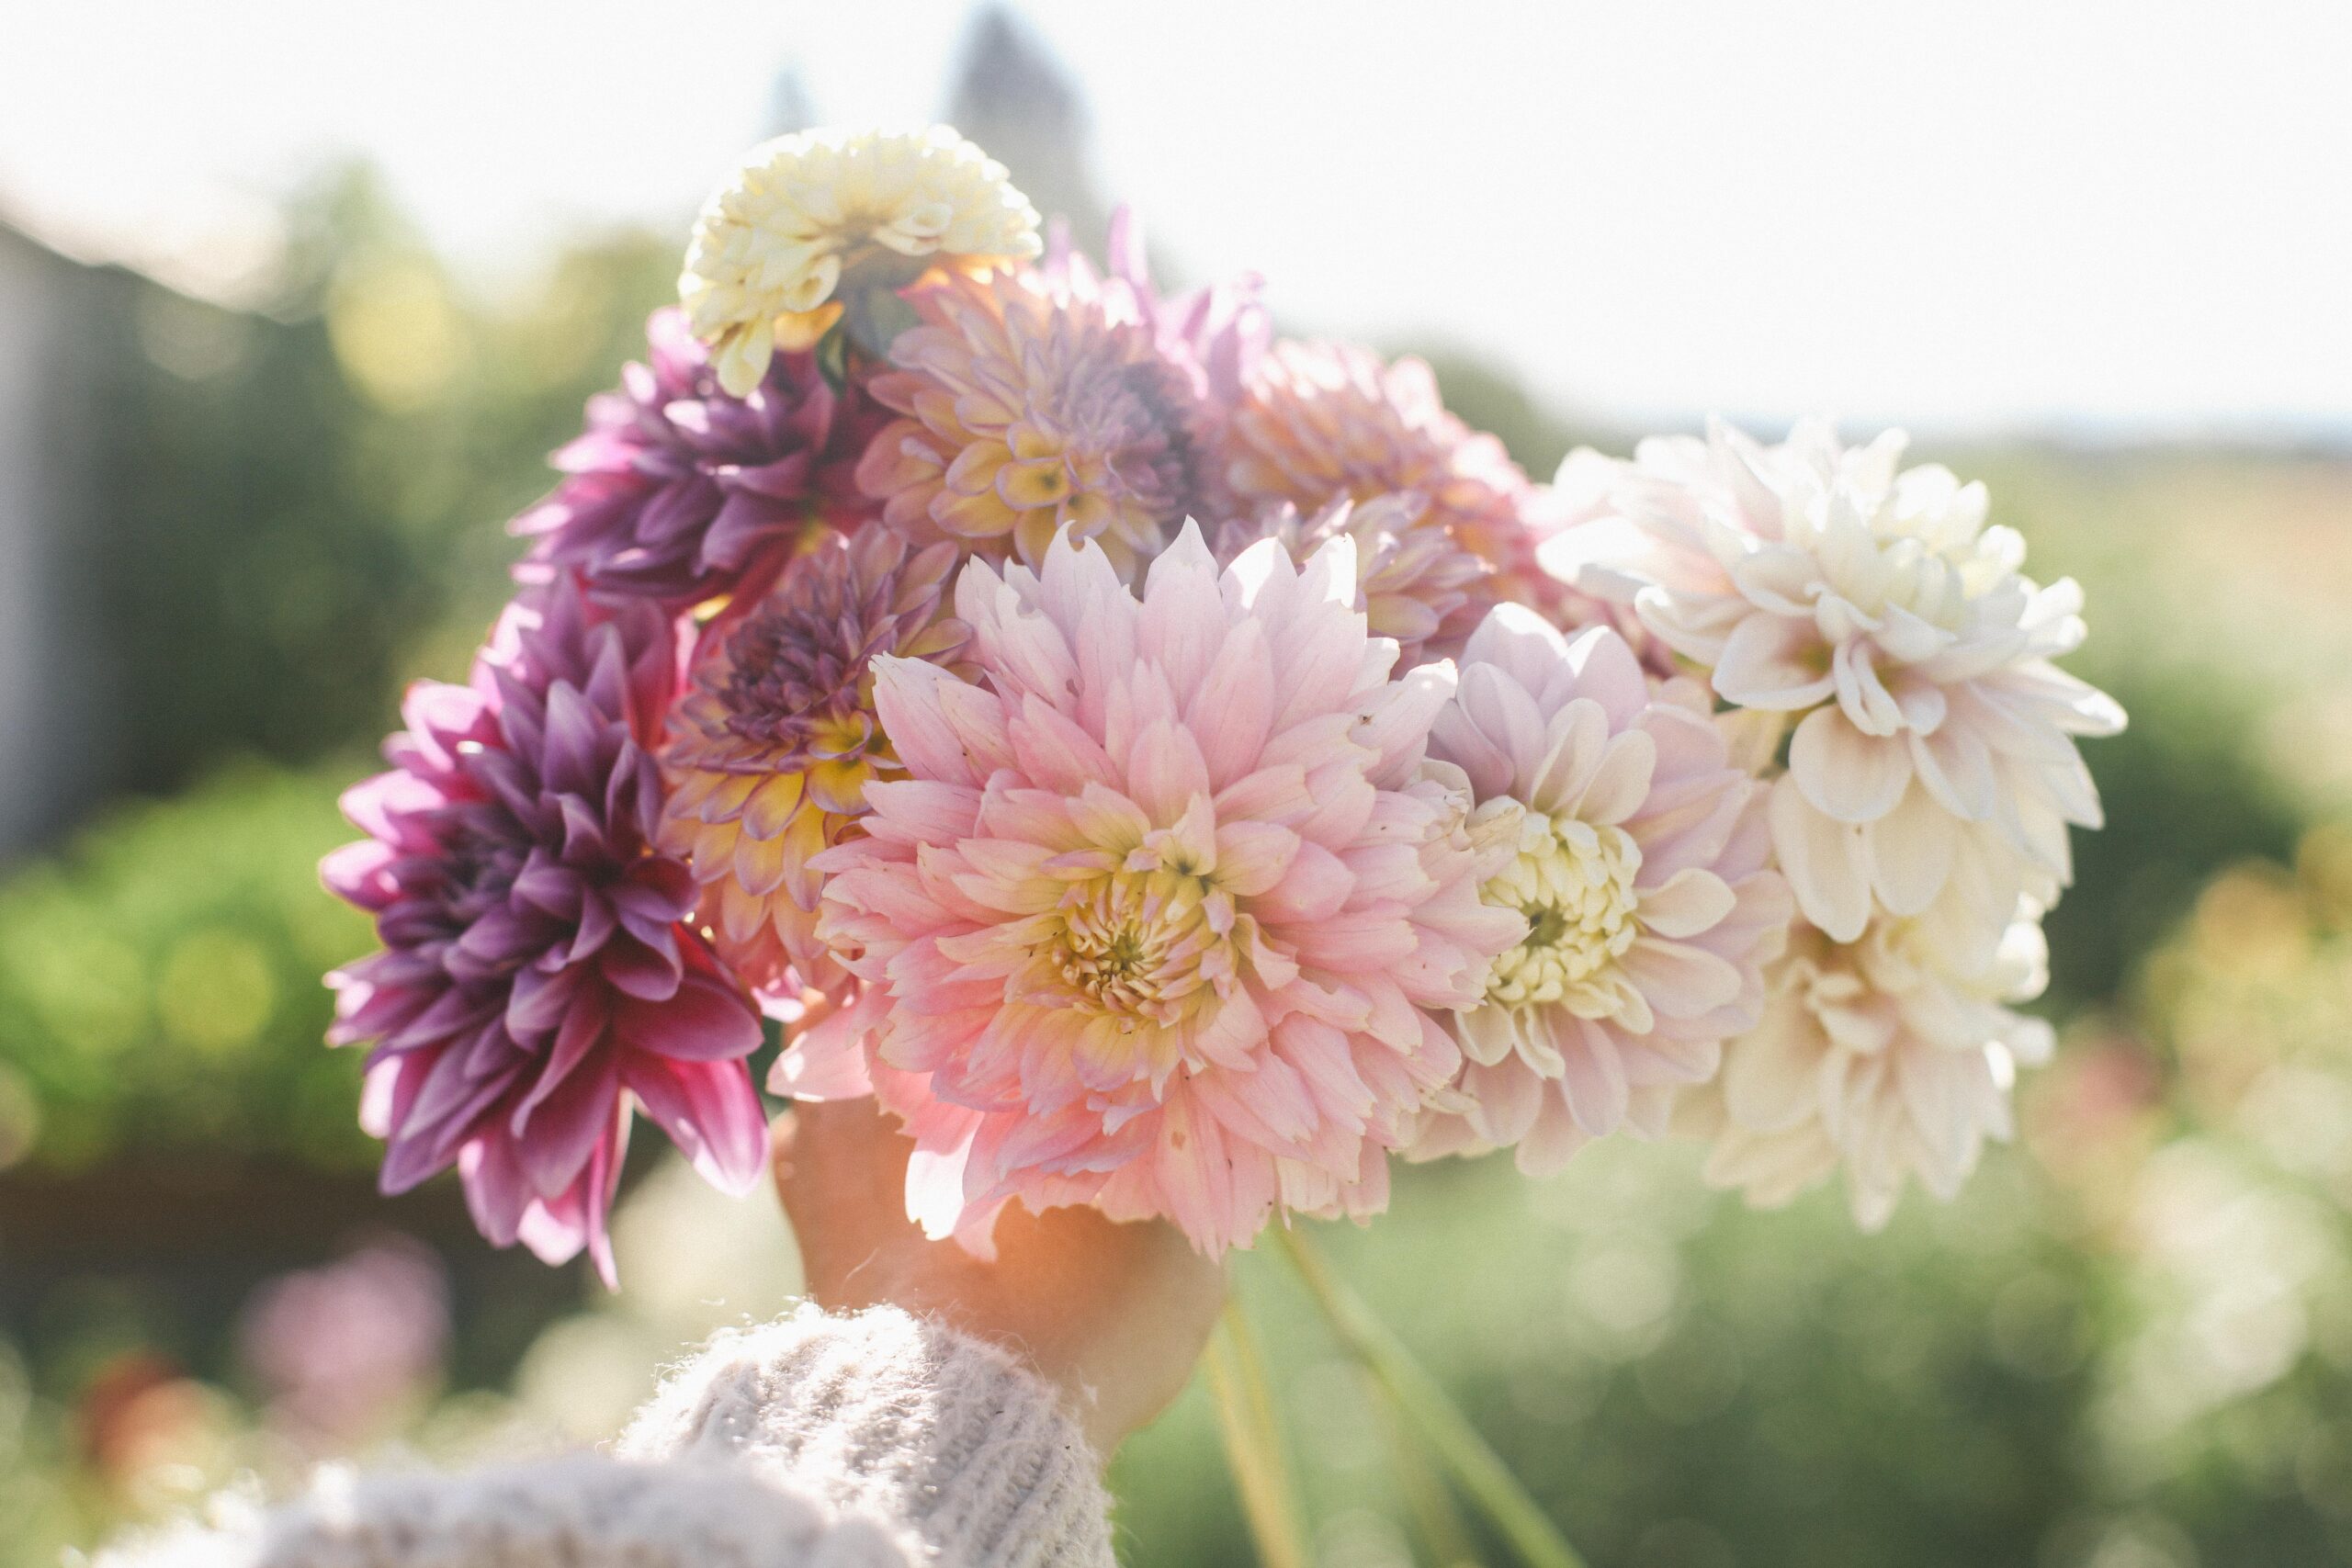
2, 162, 2350, 1568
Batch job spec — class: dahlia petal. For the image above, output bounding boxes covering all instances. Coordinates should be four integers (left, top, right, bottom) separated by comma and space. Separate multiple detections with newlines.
458, 1134, 534, 1249
1525, 698, 1611, 818
1464, 1058, 1542, 1145
625, 1055, 767, 1196
1460, 603, 1572, 701
599, 930, 684, 1001
1711, 614, 1836, 710
772, 994, 884, 1100
1127, 718, 1214, 826
320, 839, 399, 907
510, 1051, 622, 1201
1866, 784, 1959, 917
1621, 936, 1741, 1021
1636, 867, 1737, 938
613, 966, 763, 1060
871, 656, 989, 788
1184, 622, 1277, 789
1575, 728, 1658, 826
1555, 1019, 1630, 1135
1769, 773, 1871, 942
1789, 706, 1914, 824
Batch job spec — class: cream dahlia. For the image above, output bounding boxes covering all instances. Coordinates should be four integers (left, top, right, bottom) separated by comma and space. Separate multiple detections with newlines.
1678, 906, 2054, 1229
1550, 419, 2124, 946
1406, 607, 1792, 1172
854, 265, 1206, 580
1215, 493, 1492, 665
661, 523, 967, 1010
783, 523, 1521, 1255
1224, 341, 1542, 600
680, 126, 1043, 397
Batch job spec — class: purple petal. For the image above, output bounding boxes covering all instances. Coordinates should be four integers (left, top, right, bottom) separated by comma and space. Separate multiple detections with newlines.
625, 1055, 768, 1196
598, 929, 683, 1002
612, 966, 762, 1060
509, 1049, 622, 1201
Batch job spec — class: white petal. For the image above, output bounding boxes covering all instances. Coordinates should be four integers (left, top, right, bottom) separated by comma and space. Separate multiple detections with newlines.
1635, 867, 1736, 938
1908, 720, 1997, 821
1575, 728, 1658, 827
1769, 774, 1871, 942
1711, 614, 1836, 711
1789, 707, 1913, 823
1865, 783, 1958, 917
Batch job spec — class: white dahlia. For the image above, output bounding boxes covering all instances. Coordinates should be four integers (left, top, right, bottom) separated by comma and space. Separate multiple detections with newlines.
1406, 607, 1792, 1172
1545, 420, 2124, 947
1677, 906, 2055, 1229
680, 126, 1043, 397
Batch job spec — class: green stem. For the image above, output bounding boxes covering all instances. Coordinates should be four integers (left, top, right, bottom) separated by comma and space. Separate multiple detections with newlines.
1370, 1360, 1487, 1568
1276, 1227, 1587, 1568
1205, 1294, 1315, 1568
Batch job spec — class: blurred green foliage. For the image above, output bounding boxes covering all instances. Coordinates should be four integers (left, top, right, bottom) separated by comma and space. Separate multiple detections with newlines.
0, 762, 372, 1172
74, 166, 676, 799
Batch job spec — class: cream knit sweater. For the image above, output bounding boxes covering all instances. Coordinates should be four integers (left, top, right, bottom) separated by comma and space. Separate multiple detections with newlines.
97, 1305, 1118, 1568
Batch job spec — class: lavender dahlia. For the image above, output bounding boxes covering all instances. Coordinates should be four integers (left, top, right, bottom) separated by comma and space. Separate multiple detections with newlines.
322, 579, 766, 1284
662, 522, 969, 1009
513, 308, 882, 607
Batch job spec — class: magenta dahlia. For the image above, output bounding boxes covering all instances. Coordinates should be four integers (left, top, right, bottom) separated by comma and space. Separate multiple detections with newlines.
512, 308, 885, 606
321, 579, 766, 1284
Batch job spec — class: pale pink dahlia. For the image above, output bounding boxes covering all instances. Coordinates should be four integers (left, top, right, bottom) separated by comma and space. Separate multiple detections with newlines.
322, 581, 766, 1284
854, 265, 1207, 580
1223, 341, 1540, 602
1553, 419, 2124, 947
1216, 493, 1493, 665
512, 308, 884, 606
1676, 907, 2054, 1229
661, 523, 968, 1010
1044, 205, 1269, 417
785, 524, 1521, 1254
1406, 607, 1792, 1172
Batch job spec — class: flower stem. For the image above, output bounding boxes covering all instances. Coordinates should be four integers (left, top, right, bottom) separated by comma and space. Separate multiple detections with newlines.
1371, 1360, 1487, 1568
1205, 1293, 1315, 1568
1275, 1226, 1587, 1568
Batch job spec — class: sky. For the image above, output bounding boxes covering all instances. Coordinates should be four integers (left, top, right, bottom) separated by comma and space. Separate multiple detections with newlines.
2, 0, 2346, 441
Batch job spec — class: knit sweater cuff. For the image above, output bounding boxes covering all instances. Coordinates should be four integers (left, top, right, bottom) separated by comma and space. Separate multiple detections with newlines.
617, 1304, 1116, 1568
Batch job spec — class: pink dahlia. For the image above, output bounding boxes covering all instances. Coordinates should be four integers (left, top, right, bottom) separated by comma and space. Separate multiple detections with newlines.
854, 265, 1208, 579
661, 523, 968, 1010
785, 524, 1521, 1254
1406, 608, 1792, 1172
1216, 492, 1493, 665
1044, 205, 1270, 415
513, 308, 883, 606
1223, 341, 1540, 603
322, 580, 766, 1285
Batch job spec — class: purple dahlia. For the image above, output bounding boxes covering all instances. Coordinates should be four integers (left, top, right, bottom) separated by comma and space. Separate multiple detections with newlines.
322, 578, 766, 1284
513, 307, 887, 607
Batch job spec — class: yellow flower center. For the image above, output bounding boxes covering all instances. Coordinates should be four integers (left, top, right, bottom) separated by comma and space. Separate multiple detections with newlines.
1483, 809, 1642, 1013
1053, 869, 1224, 1025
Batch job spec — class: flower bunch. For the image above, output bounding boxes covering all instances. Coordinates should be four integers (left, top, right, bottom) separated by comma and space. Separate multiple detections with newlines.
325, 127, 2120, 1276
1544, 417, 2123, 1224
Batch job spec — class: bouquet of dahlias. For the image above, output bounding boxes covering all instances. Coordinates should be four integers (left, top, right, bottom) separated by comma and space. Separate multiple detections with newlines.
322, 124, 2121, 1562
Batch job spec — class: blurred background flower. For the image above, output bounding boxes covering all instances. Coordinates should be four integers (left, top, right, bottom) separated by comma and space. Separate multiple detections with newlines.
0, 5, 2346, 1565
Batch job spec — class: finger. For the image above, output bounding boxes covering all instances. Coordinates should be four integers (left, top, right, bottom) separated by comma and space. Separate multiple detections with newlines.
771, 1098, 927, 1301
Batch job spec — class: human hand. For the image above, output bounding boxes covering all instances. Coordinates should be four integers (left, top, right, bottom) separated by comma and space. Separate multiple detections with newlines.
770, 1098, 1227, 1459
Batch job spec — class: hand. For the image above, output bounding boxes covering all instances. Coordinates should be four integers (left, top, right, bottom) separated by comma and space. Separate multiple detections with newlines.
770, 1098, 1227, 1459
